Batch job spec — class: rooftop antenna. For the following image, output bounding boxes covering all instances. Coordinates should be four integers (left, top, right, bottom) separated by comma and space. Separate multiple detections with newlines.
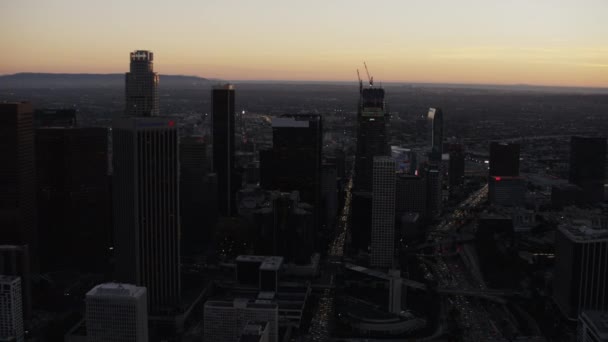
364, 61, 373, 86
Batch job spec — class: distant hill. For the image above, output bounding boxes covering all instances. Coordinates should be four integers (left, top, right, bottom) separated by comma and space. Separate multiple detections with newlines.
0, 73, 212, 89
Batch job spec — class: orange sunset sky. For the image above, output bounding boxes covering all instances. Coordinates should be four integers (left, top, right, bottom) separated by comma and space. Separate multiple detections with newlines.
1, 0, 607, 87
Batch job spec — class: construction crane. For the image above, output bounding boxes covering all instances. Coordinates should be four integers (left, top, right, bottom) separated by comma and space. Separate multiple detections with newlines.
363, 61, 373, 86
356, 69, 363, 93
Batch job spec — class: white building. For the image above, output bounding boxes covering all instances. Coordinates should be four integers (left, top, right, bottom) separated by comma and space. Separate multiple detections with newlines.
204, 299, 278, 342
85, 283, 148, 342
371, 156, 396, 268
0, 276, 23, 342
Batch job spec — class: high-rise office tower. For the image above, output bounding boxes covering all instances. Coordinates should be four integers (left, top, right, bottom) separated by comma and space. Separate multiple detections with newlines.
426, 168, 442, 218
578, 311, 608, 342
36, 127, 111, 272
213, 84, 237, 216
447, 143, 465, 188
0, 275, 23, 342
0, 246, 31, 320
269, 115, 322, 235
569, 136, 607, 203
554, 221, 608, 320
427, 108, 444, 158
371, 157, 396, 268
204, 299, 278, 342
0, 103, 37, 270
125, 50, 159, 117
180, 135, 210, 256
354, 86, 388, 192
352, 83, 388, 255
489, 142, 520, 177
85, 283, 148, 342
113, 117, 180, 313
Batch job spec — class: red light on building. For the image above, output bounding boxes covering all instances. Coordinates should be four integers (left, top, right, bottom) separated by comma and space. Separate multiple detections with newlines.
494, 176, 501, 181
168, 120, 175, 127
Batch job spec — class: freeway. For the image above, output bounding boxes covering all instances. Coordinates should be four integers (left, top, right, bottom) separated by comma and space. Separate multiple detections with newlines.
423, 184, 511, 341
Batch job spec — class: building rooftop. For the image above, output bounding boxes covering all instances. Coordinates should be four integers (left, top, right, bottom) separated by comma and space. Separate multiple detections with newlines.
0, 275, 20, 284
272, 117, 310, 128
559, 220, 608, 242
87, 283, 146, 298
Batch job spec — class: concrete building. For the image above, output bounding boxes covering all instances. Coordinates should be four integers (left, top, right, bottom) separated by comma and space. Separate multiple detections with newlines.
427, 108, 444, 159
371, 157, 396, 268
0, 275, 23, 342
85, 283, 148, 342
125, 50, 159, 117
426, 168, 442, 218
554, 220, 608, 320
204, 299, 278, 342
0, 246, 31, 320
112, 117, 180, 314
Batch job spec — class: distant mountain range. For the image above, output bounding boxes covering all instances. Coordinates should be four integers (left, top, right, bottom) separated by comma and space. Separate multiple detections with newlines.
0, 73, 213, 89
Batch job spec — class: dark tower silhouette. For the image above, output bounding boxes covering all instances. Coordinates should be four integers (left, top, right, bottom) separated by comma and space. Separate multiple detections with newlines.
212, 84, 236, 216
0, 102, 37, 271
36, 127, 111, 273
569, 136, 606, 203
489, 142, 520, 177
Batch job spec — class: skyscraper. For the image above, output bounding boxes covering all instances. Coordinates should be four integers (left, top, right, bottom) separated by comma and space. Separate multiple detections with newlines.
0, 275, 23, 342
36, 127, 111, 272
0, 103, 37, 270
489, 142, 520, 177
85, 283, 148, 342
554, 221, 608, 320
180, 135, 210, 256
269, 114, 322, 235
354, 86, 388, 192
489, 142, 523, 206
427, 108, 444, 158
352, 83, 388, 255
569, 136, 607, 203
125, 50, 159, 117
578, 311, 608, 342
112, 117, 180, 313
447, 143, 465, 188
426, 168, 442, 218
213, 84, 236, 216
371, 156, 396, 268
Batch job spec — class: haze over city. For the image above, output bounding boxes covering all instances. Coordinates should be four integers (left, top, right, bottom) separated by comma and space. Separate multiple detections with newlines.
1, 0, 608, 87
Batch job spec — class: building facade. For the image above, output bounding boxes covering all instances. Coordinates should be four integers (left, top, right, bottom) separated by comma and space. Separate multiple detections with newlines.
125, 50, 159, 117
112, 117, 181, 314
569, 136, 606, 203
212, 84, 237, 216
0, 103, 37, 273
554, 222, 608, 320
371, 157, 396, 268
0, 275, 23, 342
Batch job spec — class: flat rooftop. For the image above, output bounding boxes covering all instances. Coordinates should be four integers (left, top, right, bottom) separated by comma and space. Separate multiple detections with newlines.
87, 283, 146, 298
559, 221, 608, 242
